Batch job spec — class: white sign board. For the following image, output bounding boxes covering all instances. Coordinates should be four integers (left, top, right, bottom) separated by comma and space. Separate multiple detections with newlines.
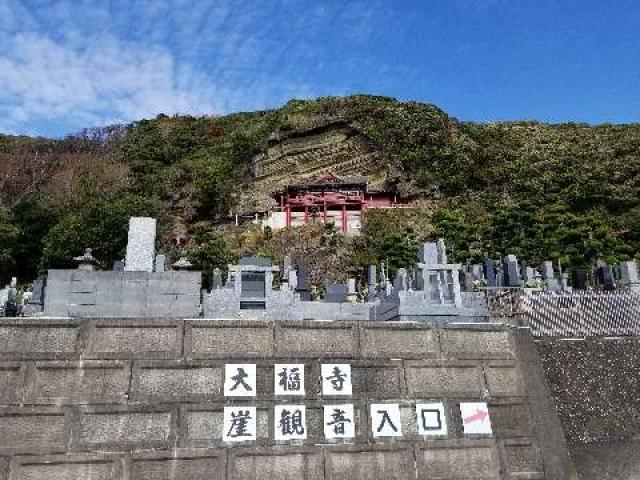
416, 402, 447, 436
321, 364, 352, 396
274, 363, 305, 395
274, 405, 307, 440
460, 402, 492, 435
371, 403, 402, 437
224, 364, 256, 397
222, 406, 257, 442
324, 404, 355, 439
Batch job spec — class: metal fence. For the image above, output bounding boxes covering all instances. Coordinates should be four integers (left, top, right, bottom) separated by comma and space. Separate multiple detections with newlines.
522, 290, 640, 337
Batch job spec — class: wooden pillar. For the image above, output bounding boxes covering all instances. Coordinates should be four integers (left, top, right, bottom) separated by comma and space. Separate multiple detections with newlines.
286, 205, 291, 229
342, 204, 347, 234
304, 205, 309, 224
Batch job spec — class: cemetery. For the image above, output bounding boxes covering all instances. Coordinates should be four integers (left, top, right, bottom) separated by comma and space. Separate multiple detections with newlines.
1, 216, 640, 479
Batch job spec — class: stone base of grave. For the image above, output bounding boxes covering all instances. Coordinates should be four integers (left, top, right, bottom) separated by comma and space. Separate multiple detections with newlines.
43, 270, 202, 318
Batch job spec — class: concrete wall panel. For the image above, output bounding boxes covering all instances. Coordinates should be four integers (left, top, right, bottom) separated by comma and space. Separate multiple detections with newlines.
187, 321, 274, 359
326, 447, 416, 480
229, 449, 323, 480
440, 329, 513, 359
131, 450, 225, 480
0, 408, 66, 454
9, 454, 121, 480
31, 361, 129, 404
131, 362, 222, 402
85, 321, 182, 359
360, 324, 437, 359
0, 364, 25, 404
0, 321, 80, 360
76, 408, 173, 450
405, 362, 483, 397
418, 443, 500, 479
483, 363, 524, 397
275, 322, 357, 358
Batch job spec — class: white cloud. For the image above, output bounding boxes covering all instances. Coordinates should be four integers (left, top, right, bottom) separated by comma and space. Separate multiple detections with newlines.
0, 0, 396, 136
0, 31, 222, 134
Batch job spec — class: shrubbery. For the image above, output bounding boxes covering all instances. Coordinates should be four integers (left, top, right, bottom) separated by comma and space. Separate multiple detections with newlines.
1, 95, 639, 285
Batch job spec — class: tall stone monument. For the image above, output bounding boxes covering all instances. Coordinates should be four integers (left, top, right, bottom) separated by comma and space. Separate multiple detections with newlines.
124, 217, 156, 272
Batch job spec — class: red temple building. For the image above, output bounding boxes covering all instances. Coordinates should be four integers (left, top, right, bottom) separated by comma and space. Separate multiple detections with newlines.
263, 172, 410, 235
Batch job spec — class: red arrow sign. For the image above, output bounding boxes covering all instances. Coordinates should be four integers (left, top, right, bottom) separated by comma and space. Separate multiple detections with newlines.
463, 408, 488, 424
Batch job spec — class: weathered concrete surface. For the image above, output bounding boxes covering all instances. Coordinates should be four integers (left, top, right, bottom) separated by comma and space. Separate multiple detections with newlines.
572, 441, 640, 479
538, 336, 640, 478
0, 318, 572, 479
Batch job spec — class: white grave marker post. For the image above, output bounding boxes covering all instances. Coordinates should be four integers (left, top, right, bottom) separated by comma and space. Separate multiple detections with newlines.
460, 402, 492, 435
321, 364, 352, 396
324, 404, 355, 439
274, 363, 305, 395
416, 403, 447, 436
274, 405, 307, 441
371, 403, 402, 437
124, 217, 156, 272
224, 364, 256, 397
222, 406, 257, 442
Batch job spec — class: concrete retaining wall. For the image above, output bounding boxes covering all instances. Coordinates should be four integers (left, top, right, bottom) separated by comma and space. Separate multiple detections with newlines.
538, 336, 640, 479
0, 318, 573, 479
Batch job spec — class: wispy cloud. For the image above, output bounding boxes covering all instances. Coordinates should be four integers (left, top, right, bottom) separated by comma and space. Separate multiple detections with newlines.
0, 0, 399, 137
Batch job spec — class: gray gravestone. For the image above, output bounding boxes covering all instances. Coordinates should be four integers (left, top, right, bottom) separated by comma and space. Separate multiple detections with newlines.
572, 268, 588, 289
124, 217, 157, 272
297, 264, 311, 301
288, 269, 298, 290
347, 278, 357, 302
598, 266, 616, 290
541, 261, 555, 280
471, 264, 484, 280
393, 268, 409, 291
504, 255, 522, 287
154, 254, 166, 273
436, 238, 448, 263
483, 260, 497, 287
283, 255, 292, 281
367, 265, 377, 301
212, 268, 223, 289
324, 284, 348, 303
620, 261, 639, 284
524, 266, 536, 284
30, 279, 44, 304
419, 243, 438, 264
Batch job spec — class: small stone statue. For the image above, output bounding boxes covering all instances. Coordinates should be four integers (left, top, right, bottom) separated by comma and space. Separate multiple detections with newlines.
73, 248, 99, 271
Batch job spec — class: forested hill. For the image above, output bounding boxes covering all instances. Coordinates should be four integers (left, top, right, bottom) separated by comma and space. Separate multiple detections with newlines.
1, 95, 639, 285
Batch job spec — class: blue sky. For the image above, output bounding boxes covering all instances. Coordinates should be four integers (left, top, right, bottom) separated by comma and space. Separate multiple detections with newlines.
1, 0, 639, 137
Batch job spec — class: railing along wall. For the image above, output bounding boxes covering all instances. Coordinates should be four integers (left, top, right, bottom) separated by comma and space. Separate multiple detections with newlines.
522, 290, 640, 337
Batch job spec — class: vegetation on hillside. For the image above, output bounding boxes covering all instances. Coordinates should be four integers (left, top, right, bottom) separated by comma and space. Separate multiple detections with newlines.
1, 95, 639, 286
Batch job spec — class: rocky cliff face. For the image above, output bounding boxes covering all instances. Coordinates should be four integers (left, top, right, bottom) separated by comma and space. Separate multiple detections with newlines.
243, 121, 391, 212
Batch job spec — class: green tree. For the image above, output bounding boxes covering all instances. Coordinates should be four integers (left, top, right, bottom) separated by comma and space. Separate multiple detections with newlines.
188, 227, 236, 288
40, 196, 159, 270
0, 211, 19, 283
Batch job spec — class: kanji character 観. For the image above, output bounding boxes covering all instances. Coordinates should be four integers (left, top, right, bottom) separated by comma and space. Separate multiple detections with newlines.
275, 405, 307, 440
